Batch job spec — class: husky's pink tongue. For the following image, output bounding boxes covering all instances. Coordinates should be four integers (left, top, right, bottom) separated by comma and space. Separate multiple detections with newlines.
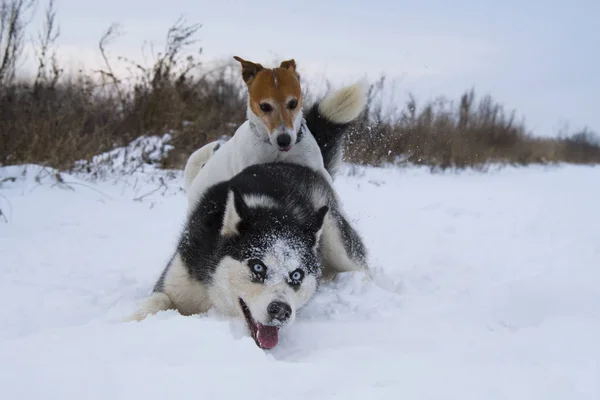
256, 323, 279, 349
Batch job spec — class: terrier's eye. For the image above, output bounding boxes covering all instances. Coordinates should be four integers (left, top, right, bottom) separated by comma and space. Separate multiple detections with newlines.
260, 103, 273, 113
287, 99, 298, 110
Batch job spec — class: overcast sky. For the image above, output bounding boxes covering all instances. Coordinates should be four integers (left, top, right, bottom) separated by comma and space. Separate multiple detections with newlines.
21, 0, 599, 137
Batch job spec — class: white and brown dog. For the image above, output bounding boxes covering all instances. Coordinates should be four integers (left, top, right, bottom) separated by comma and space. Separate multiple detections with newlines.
183, 56, 367, 211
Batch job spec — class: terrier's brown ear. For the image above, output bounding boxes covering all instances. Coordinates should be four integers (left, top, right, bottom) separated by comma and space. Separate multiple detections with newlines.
279, 59, 299, 79
233, 56, 264, 85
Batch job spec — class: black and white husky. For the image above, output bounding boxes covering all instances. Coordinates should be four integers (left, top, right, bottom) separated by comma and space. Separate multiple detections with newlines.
129, 160, 368, 349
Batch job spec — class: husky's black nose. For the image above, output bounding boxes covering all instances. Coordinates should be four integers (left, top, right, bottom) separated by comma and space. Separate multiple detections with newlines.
276, 133, 292, 150
267, 301, 292, 322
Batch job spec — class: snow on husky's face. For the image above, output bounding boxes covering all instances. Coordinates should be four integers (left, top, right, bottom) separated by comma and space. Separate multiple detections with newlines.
209, 187, 328, 349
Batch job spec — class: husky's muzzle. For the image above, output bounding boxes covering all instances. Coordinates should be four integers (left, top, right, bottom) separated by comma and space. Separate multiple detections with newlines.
239, 298, 291, 349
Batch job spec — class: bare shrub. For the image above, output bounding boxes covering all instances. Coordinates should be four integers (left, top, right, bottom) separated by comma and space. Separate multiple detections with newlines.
0, 4, 246, 170
0, 0, 598, 173
345, 80, 600, 169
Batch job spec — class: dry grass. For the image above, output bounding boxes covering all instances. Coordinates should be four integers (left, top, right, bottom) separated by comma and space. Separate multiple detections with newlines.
1, 0, 599, 173
0, 1, 246, 170
346, 78, 600, 170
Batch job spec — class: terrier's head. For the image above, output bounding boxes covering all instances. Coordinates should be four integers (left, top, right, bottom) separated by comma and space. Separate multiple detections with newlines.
233, 56, 303, 152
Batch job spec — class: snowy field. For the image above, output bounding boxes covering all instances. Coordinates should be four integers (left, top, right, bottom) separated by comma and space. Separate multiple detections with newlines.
1, 158, 599, 399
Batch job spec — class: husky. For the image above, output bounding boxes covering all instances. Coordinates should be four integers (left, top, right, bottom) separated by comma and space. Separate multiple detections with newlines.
183, 56, 367, 211
129, 162, 368, 349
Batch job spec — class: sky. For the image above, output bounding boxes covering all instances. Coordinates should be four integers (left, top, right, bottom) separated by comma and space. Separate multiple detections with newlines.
19, 0, 600, 137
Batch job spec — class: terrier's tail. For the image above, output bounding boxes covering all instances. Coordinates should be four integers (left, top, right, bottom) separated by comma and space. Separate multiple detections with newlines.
183, 140, 226, 192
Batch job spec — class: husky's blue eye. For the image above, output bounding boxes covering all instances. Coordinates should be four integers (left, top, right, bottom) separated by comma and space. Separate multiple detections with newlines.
290, 270, 303, 282
253, 263, 264, 273
248, 259, 266, 275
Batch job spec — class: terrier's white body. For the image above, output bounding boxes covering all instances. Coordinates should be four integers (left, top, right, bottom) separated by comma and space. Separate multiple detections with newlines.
186, 119, 326, 209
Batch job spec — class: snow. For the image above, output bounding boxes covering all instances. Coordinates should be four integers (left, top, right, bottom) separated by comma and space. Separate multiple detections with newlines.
72, 134, 175, 178
261, 235, 309, 285
1, 161, 599, 399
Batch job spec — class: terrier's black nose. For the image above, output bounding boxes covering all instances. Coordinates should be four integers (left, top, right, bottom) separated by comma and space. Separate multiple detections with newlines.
276, 133, 291, 149
267, 301, 292, 322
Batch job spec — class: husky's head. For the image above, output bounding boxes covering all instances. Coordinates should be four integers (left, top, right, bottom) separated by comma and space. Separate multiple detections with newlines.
211, 186, 328, 349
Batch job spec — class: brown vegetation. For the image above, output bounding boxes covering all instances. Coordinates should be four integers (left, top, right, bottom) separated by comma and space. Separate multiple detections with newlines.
1, 0, 599, 173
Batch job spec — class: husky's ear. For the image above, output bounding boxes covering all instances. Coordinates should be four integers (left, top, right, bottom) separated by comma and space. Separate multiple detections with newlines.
221, 186, 249, 237
279, 59, 299, 79
306, 206, 329, 244
233, 56, 264, 85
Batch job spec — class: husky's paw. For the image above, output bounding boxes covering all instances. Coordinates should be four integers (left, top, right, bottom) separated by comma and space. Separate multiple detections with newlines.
125, 292, 175, 322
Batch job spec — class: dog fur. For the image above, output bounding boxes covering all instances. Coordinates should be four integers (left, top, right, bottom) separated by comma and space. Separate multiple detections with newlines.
129, 162, 368, 350
183, 57, 367, 211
